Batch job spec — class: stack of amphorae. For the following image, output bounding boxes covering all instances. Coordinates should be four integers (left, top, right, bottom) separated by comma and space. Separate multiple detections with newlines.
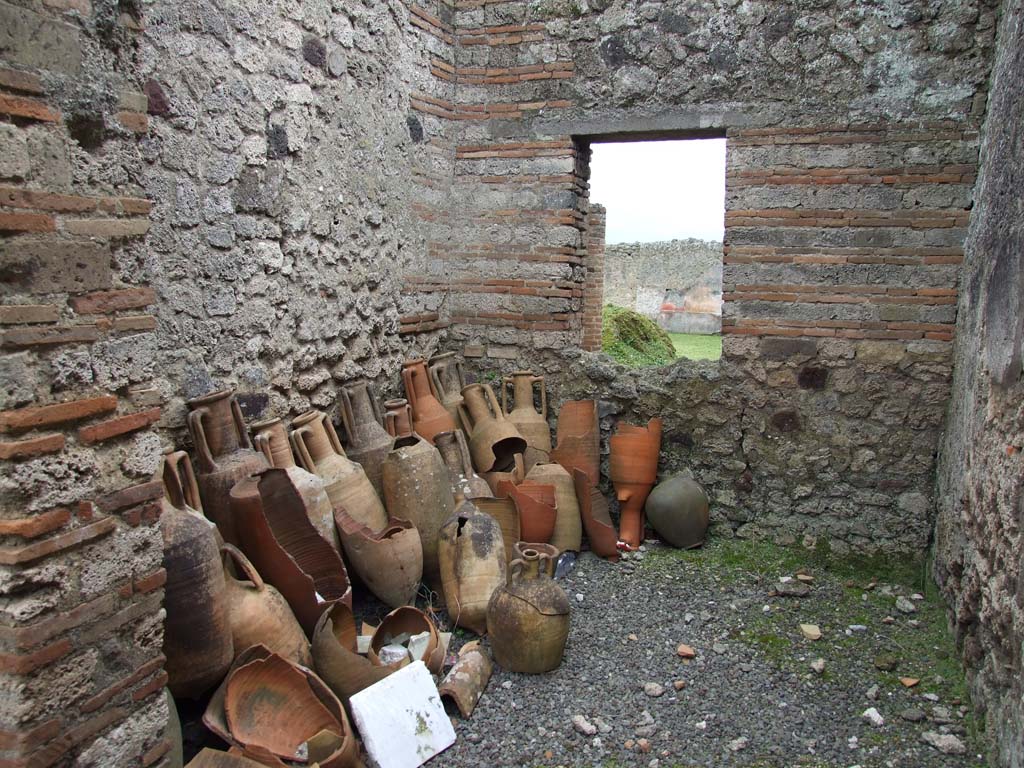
160, 351, 709, 767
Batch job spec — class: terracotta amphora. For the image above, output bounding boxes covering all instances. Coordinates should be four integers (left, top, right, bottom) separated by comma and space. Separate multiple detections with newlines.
487, 547, 570, 674
402, 357, 456, 444
501, 480, 557, 544
428, 351, 466, 429
312, 603, 394, 706
645, 474, 710, 549
220, 544, 311, 666
334, 510, 423, 609
474, 495, 520, 565
160, 451, 232, 699
482, 451, 525, 496
381, 418, 455, 598
438, 498, 507, 634
252, 417, 339, 552
549, 399, 600, 487
291, 410, 388, 534
609, 418, 662, 550
573, 469, 620, 561
502, 371, 552, 471
203, 645, 361, 768
338, 379, 393, 499
526, 462, 582, 553
231, 470, 352, 635
186, 388, 269, 546
383, 398, 414, 440
435, 429, 492, 500
459, 383, 527, 473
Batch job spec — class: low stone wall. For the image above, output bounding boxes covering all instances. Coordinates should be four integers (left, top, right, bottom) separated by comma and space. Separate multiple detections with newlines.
604, 240, 723, 334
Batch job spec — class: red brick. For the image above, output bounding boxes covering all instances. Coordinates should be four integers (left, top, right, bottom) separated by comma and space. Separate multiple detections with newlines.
20, 707, 128, 768
0, 433, 65, 460
0, 187, 97, 213
0, 639, 72, 674
131, 670, 168, 702
0, 68, 44, 95
139, 500, 161, 525
133, 568, 166, 594
77, 407, 161, 445
0, 305, 60, 325
0, 212, 55, 233
115, 111, 149, 133
0, 590, 117, 650
81, 655, 166, 713
62, 219, 151, 238
0, 507, 71, 540
140, 739, 171, 767
96, 480, 163, 513
70, 287, 156, 315
0, 396, 117, 433
113, 315, 157, 332
0, 517, 116, 566
1, 325, 99, 349
0, 94, 59, 122
0, 719, 61, 752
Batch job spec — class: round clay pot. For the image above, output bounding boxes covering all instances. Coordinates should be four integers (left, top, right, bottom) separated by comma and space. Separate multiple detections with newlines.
367, 606, 445, 674
439, 499, 507, 634
403, 358, 457, 444
334, 512, 423, 609
644, 474, 710, 549
487, 548, 570, 673
186, 388, 269, 547
312, 603, 393, 705
160, 451, 233, 699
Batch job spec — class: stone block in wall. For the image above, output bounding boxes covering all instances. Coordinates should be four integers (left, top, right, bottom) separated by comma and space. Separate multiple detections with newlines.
0, 238, 111, 294
0, 1, 83, 74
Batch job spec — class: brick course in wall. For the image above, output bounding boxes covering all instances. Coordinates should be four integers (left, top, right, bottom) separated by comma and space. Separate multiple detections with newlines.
1, 1, 169, 765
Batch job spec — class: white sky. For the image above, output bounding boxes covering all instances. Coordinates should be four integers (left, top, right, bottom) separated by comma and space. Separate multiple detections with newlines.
589, 138, 727, 244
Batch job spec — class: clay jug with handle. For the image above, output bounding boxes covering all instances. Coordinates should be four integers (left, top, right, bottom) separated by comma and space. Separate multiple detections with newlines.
428, 351, 466, 429
338, 379, 393, 498
186, 388, 269, 547
290, 410, 388, 534
402, 358, 456, 444
383, 398, 415, 440
487, 548, 570, 673
252, 417, 339, 552
161, 450, 233, 699
460, 383, 527, 473
220, 544, 311, 666
502, 371, 552, 471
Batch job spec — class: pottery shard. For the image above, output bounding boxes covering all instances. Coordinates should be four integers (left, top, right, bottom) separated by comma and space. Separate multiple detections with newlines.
799, 624, 822, 641
676, 643, 696, 659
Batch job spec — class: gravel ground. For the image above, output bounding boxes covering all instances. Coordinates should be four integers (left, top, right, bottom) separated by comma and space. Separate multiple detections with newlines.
435, 540, 988, 768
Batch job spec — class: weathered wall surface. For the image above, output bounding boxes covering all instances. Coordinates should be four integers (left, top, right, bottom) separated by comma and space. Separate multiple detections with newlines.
438, 0, 995, 556
0, 1, 172, 765
934, 2, 1024, 765
603, 239, 723, 333
137, 0, 454, 426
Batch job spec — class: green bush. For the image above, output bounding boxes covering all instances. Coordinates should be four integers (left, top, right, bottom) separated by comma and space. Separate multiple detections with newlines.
601, 304, 677, 367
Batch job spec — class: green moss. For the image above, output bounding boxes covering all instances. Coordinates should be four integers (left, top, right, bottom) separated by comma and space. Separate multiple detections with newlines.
601, 304, 676, 367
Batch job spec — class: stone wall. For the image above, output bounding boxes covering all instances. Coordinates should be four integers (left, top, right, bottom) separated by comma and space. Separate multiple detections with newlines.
0, 1, 172, 765
934, 1, 1024, 765
603, 239, 723, 334
137, 0, 454, 429
440, 0, 994, 557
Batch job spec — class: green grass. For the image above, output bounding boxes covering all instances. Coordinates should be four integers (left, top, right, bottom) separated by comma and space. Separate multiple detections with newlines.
601, 304, 676, 367
668, 332, 722, 361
